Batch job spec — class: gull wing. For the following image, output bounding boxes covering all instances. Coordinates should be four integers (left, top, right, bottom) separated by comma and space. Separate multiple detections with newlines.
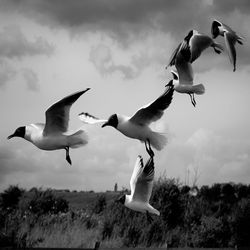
43, 88, 90, 135
166, 42, 182, 69
211, 19, 222, 37
175, 46, 194, 85
224, 32, 237, 71
129, 86, 174, 126
130, 156, 154, 203
221, 22, 236, 35
78, 112, 107, 124
189, 31, 214, 63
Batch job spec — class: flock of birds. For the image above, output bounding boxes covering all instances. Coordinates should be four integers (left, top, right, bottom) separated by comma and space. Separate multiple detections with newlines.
8, 20, 244, 221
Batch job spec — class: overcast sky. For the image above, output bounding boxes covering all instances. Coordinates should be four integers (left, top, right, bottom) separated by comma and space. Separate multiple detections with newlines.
0, 0, 250, 192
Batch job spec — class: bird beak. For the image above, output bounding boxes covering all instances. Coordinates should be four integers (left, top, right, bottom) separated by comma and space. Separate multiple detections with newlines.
165, 80, 172, 87
7, 134, 14, 140
101, 121, 108, 128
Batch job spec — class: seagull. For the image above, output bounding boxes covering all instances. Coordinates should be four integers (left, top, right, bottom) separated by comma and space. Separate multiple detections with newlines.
166, 49, 205, 107
167, 29, 223, 68
7, 88, 90, 165
166, 30, 224, 107
116, 154, 159, 222
211, 19, 244, 71
101, 86, 174, 154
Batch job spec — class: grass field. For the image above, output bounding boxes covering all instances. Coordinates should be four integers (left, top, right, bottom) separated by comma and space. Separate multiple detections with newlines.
53, 190, 119, 209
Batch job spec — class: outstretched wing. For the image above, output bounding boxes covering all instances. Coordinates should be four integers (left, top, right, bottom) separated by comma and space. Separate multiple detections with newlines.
44, 88, 90, 135
166, 42, 182, 68
189, 32, 213, 63
130, 156, 154, 203
78, 112, 107, 124
224, 32, 237, 71
129, 86, 174, 126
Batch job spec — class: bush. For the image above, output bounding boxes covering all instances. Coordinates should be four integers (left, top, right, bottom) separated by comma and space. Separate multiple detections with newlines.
93, 194, 106, 214
0, 186, 24, 211
21, 188, 69, 216
191, 216, 228, 247
233, 198, 250, 246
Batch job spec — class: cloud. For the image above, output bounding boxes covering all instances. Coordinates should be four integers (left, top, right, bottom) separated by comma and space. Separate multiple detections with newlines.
1, 1, 250, 71
89, 31, 175, 79
2, 1, 250, 40
0, 25, 54, 59
22, 68, 39, 91
156, 128, 250, 186
212, 0, 250, 15
0, 59, 17, 88
89, 44, 137, 79
186, 128, 250, 185
0, 1, 229, 41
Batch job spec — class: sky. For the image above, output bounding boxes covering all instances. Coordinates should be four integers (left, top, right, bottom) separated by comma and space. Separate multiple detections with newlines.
0, 0, 250, 192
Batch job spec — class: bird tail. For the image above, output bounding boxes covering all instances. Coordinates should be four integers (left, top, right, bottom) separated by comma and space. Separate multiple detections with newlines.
213, 42, 224, 54
148, 204, 160, 216
67, 129, 88, 148
192, 84, 205, 95
149, 131, 167, 151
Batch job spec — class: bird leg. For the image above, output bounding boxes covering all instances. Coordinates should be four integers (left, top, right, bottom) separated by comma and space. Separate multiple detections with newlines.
189, 93, 196, 107
65, 146, 72, 165
146, 210, 153, 223
145, 139, 154, 158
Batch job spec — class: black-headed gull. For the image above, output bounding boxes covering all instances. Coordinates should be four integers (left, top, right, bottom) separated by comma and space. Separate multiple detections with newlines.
167, 49, 205, 107
101, 86, 174, 154
167, 29, 223, 68
7, 88, 90, 165
166, 30, 224, 107
116, 155, 159, 222
211, 19, 244, 71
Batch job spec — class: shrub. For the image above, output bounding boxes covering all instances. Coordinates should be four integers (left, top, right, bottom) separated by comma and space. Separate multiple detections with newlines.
233, 198, 250, 247
93, 194, 106, 214
0, 186, 24, 211
21, 188, 68, 216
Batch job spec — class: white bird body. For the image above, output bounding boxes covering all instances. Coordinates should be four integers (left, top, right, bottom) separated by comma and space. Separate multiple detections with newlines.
124, 195, 159, 215
102, 86, 174, 152
115, 114, 160, 147
8, 89, 90, 164
24, 123, 86, 151
211, 20, 244, 71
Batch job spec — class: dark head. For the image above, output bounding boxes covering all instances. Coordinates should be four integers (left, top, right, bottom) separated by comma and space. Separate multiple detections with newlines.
102, 114, 118, 128
7, 126, 26, 140
115, 194, 126, 205
211, 20, 220, 39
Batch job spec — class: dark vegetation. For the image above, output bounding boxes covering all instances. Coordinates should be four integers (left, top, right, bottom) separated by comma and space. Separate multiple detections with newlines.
1, 179, 250, 248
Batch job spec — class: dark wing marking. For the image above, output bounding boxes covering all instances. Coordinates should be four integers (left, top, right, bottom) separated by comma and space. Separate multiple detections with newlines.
129, 86, 174, 126
166, 42, 182, 68
44, 88, 90, 135
224, 32, 237, 71
132, 156, 154, 203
